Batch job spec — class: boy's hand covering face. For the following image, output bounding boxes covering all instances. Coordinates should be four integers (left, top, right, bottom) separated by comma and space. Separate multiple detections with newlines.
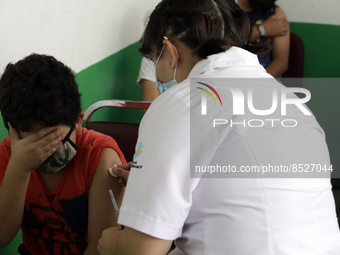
35, 127, 78, 174
8, 123, 65, 174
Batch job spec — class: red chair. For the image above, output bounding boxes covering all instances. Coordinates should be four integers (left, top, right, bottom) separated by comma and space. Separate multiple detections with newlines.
282, 32, 305, 79
84, 100, 151, 162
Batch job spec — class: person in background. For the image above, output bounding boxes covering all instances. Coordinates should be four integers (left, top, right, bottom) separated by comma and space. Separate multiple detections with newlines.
98, 0, 340, 254
0, 54, 126, 255
237, 0, 290, 77
137, 0, 289, 102
138, 57, 160, 102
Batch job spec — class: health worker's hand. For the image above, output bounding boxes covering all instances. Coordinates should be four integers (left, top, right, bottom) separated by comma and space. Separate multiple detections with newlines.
8, 124, 64, 175
110, 162, 132, 187
97, 227, 123, 255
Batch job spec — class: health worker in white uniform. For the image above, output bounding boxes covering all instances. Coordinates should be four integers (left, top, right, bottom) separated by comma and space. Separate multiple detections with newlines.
98, 0, 340, 254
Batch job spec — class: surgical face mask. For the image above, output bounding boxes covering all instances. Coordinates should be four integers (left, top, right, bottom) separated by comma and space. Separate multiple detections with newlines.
36, 127, 78, 174
154, 39, 179, 94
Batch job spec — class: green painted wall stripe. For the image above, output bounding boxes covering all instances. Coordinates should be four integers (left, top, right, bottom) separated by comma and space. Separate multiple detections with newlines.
289, 22, 340, 78
0, 23, 339, 184
302, 80, 340, 184
0, 120, 7, 139
287, 23, 340, 184
1, 21, 340, 252
76, 42, 144, 124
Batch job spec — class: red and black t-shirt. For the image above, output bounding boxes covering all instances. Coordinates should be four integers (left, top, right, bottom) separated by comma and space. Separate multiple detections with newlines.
0, 128, 126, 255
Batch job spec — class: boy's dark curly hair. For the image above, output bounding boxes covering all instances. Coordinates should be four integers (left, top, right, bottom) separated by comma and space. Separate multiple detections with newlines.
0, 54, 82, 132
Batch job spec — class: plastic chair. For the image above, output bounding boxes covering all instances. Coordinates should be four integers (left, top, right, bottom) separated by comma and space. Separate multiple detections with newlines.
84, 100, 151, 162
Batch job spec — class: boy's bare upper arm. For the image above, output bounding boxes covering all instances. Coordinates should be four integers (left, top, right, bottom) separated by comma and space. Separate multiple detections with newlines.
274, 7, 286, 19
271, 7, 290, 65
265, 7, 290, 77
86, 148, 124, 253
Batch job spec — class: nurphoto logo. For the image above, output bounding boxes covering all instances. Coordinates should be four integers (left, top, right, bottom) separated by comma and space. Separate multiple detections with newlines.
195, 79, 312, 129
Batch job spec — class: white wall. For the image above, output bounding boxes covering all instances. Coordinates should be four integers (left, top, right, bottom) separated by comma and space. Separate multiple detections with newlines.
0, 0, 159, 74
0, 0, 339, 75
276, 0, 340, 25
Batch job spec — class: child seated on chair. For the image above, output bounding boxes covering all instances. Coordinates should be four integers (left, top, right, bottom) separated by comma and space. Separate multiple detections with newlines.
0, 54, 126, 255
236, 0, 290, 78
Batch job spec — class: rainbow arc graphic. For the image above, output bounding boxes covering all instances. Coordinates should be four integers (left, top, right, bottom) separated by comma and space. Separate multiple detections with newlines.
196, 82, 222, 106
196, 82, 222, 115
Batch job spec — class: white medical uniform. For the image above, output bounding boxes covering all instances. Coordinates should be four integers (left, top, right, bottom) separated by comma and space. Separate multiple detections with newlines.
119, 47, 340, 255
137, 57, 156, 85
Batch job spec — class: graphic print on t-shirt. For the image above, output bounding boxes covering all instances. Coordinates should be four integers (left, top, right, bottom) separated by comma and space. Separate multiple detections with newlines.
24, 193, 88, 254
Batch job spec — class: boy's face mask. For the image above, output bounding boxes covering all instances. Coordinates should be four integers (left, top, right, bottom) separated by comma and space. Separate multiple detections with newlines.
36, 127, 78, 174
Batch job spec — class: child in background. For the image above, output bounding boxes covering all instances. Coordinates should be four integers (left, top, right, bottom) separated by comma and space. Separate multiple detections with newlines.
0, 54, 126, 255
237, 0, 290, 77
138, 57, 160, 102
137, 0, 289, 102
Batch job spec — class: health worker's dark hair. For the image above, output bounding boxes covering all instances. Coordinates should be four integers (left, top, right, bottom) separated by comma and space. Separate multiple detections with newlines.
140, 0, 251, 60
0, 53, 82, 131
